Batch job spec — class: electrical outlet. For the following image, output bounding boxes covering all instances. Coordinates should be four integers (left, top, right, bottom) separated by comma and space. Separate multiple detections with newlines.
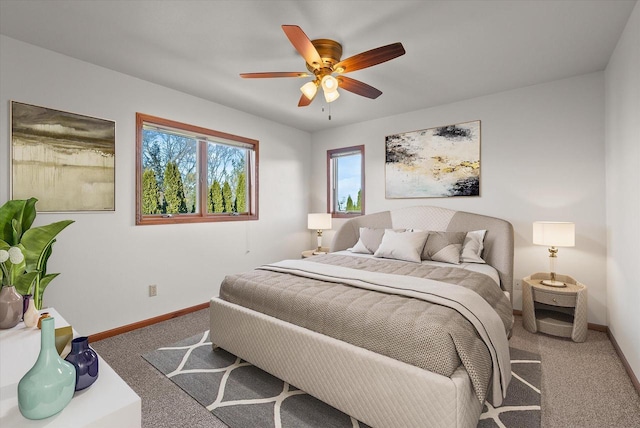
149, 284, 157, 297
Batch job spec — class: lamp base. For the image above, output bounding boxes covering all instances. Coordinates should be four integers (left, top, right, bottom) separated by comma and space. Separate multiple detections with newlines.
541, 279, 567, 287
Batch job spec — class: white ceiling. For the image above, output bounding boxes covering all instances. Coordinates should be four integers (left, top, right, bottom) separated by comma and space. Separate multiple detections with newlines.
0, 0, 635, 133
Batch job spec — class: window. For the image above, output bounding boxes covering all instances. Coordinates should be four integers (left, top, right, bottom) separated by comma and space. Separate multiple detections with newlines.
327, 145, 364, 217
136, 113, 258, 225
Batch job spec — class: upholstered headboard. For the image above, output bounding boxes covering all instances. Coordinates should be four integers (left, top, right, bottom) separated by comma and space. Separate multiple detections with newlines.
329, 206, 514, 299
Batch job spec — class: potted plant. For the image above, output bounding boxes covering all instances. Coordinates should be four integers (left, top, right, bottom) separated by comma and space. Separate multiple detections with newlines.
0, 198, 74, 310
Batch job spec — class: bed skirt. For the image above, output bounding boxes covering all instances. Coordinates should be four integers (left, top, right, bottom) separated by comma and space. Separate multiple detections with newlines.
209, 297, 483, 428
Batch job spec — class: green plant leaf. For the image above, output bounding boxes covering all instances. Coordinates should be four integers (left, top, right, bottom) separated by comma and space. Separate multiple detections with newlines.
21, 220, 74, 272
34, 273, 59, 310
11, 219, 22, 245
40, 240, 54, 277
0, 198, 37, 245
14, 271, 39, 295
21, 220, 73, 309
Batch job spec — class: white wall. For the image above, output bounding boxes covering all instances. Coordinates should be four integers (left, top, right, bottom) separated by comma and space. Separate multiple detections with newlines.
0, 36, 312, 335
605, 2, 640, 380
311, 73, 608, 324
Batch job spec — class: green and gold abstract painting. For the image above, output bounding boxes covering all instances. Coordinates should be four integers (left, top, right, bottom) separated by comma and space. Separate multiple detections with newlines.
11, 102, 115, 212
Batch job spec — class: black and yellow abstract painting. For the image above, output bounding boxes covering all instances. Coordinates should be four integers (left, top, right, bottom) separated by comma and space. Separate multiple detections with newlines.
385, 120, 480, 198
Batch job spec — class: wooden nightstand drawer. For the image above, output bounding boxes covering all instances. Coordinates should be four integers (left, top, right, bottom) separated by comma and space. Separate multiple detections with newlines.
533, 289, 576, 307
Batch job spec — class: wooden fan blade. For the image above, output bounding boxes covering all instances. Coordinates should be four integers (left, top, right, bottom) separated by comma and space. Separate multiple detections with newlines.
337, 76, 382, 99
240, 72, 310, 78
282, 25, 323, 70
298, 92, 315, 107
334, 42, 405, 74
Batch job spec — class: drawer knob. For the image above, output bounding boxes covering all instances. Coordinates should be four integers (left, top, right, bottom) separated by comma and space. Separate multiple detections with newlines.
553, 298, 557, 303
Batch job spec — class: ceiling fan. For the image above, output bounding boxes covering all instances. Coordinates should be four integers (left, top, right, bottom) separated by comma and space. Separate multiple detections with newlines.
240, 25, 406, 107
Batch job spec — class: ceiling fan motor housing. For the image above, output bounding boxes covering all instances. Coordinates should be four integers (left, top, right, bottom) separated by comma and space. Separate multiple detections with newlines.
306, 39, 343, 74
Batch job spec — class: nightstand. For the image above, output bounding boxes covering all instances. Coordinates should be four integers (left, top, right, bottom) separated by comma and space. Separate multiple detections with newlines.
522, 272, 587, 342
301, 248, 329, 258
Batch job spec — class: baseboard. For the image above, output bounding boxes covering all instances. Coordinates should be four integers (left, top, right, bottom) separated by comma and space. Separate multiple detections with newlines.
587, 322, 607, 332
607, 328, 640, 395
88, 302, 209, 342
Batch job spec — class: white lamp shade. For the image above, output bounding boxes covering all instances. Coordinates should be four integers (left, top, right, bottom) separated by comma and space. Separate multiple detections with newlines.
533, 221, 575, 247
300, 81, 318, 100
321, 75, 338, 92
308, 213, 332, 230
323, 89, 340, 103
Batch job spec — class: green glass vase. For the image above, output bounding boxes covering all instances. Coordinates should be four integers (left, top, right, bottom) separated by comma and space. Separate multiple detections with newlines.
18, 316, 76, 420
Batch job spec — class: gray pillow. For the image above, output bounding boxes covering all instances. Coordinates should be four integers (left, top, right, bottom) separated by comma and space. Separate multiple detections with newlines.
350, 227, 386, 254
422, 231, 466, 264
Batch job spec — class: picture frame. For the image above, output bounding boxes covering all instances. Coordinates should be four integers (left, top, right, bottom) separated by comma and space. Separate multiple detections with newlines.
385, 120, 480, 198
10, 101, 115, 212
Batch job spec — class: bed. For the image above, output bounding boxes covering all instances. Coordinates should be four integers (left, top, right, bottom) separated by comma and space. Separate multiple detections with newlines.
209, 205, 514, 428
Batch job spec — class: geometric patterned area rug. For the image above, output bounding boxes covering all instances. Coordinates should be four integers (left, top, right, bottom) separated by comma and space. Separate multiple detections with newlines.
143, 331, 541, 428
477, 347, 541, 428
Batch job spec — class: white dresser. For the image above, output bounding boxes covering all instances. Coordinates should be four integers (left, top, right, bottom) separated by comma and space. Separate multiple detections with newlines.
0, 308, 141, 427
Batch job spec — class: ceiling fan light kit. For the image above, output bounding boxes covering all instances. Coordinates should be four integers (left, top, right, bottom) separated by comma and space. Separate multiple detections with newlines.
241, 25, 405, 107
300, 80, 319, 100
323, 89, 340, 103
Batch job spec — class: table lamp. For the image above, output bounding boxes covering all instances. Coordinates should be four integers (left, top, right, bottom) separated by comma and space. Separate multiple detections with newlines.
532, 221, 575, 287
308, 213, 332, 254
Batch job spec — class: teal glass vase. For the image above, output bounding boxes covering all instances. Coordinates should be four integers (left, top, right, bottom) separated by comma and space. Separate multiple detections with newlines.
17, 316, 76, 420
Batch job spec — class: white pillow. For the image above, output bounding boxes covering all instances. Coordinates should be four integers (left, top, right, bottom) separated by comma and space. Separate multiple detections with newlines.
460, 230, 487, 264
374, 230, 429, 263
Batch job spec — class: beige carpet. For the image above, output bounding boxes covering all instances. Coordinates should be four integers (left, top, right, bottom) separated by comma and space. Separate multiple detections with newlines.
92, 310, 640, 428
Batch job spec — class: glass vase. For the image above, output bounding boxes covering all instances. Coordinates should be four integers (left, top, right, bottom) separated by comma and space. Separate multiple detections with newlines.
65, 336, 99, 390
18, 316, 76, 420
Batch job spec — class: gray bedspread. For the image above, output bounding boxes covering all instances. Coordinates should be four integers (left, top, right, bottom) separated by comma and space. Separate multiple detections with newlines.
219, 254, 513, 404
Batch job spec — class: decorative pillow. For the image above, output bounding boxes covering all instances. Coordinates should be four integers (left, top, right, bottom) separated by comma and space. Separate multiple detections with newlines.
374, 230, 429, 263
350, 227, 386, 254
460, 230, 487, 264
422, 231, 466, 264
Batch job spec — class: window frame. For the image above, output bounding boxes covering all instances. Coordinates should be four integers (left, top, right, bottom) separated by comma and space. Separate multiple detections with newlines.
326, 145, 365, 218
135, 113, 259, 225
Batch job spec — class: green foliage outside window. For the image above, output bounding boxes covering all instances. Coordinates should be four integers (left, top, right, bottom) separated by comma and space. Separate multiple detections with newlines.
142, 169, 162, 214
222, 182, 233, 213
208, 180, 223, 213
163, 161, 189, 214
235, 172, 247, 213
346, 195, 354, 212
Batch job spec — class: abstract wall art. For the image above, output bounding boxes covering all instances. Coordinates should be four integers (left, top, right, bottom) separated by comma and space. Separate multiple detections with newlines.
385, 120, 480, 198
11, 101, 115, 212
